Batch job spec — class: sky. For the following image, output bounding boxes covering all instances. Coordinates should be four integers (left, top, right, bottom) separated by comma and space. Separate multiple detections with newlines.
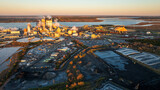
0, 0, 160, 16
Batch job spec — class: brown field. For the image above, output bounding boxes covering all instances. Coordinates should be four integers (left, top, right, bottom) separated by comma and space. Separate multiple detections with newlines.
126, 25, 160, 31
126, 17, 160, 31
0, 16, 103, 23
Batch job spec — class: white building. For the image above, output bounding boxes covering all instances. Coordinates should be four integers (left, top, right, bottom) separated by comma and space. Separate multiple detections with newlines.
27, 23, 31, 33
43, 37, 55, 41
58, 47, 70, 52
51, 52, 59, 57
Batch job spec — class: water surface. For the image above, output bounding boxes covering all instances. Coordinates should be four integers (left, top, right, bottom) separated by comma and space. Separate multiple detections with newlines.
0, 18, 145, 29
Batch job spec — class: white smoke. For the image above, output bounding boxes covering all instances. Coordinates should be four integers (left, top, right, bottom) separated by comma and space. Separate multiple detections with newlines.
53, 18, 60, 27
71, 26, 78, 31
10, 27, 18, 31
54, 22, 60, 27
0, 26, 4, 30
27, 23, 31, 25
54, 18, 58, 22
38, 20, 42, 27
27, 23, 31, 27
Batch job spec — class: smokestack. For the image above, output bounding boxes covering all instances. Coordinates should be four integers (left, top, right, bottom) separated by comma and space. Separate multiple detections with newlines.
47, 15, 51, 19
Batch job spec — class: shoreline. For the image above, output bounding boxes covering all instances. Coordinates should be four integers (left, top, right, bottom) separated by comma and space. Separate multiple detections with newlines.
0, 16, 104, 23
1, 17, 160, 31
126, 21, 160, 31
0, 20, 104, 23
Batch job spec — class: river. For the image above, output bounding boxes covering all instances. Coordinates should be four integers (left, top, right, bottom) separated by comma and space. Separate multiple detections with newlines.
0, 18, 145, 29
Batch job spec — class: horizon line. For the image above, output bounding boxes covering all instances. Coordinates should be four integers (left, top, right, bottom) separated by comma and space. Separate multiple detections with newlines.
0, 15, 160, 17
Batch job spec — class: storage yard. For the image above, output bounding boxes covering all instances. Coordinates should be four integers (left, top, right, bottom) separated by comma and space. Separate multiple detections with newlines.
3, 37, 81, 89
116, 48, 160, 69
0, 15, 160, 89
94, 51, 129, 71
92, 49, 160, 89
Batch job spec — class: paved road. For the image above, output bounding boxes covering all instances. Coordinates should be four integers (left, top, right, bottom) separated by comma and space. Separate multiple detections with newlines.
20, 48, 83, 77
88, 53, 118, 77
39, 49, 83, 77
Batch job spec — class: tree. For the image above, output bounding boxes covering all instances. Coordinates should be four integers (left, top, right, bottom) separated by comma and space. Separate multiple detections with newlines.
66, 70, 70, 73
76, 70, 80, 73
66, 84, 69, 88
74, 55, 78, 59
78, 61, 82, 64
73, 65, 76, 69
77, 74, 83, 80
68, 73, 73, 77
78, 81, 84, 86
69, 61, 73, 65
70, 82, 77, 88
81, 54, 86, 58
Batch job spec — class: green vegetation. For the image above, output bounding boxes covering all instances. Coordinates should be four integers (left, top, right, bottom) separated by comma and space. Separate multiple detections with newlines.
28, 41, 42, 46
55, 52, 72, 69
94, 77, 106, 88
0, 41, 42, 87
0, 48, 26, 86
29, 81, 92, 90
127, 39, 160, 46
66, 55, 85, 89
115, 51, 160, 75
72, 40, 88, 49
55, 48, 79, 69
53, 16, 103, 22
29, 82, 67, 90
119, 41, 160, 55
70, 82, 92, 90
29, 44, 112, 90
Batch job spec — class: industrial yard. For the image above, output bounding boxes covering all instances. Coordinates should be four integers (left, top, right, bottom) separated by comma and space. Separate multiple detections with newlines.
0, 0, 160, 89
0, 15, 160, 90
116, 48, 160, 69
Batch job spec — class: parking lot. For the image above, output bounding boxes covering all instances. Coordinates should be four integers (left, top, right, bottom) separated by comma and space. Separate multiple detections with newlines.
79, 40, 110, 47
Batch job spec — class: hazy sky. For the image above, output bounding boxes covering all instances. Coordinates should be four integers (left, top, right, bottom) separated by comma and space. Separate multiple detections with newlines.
0, 0, 160, 16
